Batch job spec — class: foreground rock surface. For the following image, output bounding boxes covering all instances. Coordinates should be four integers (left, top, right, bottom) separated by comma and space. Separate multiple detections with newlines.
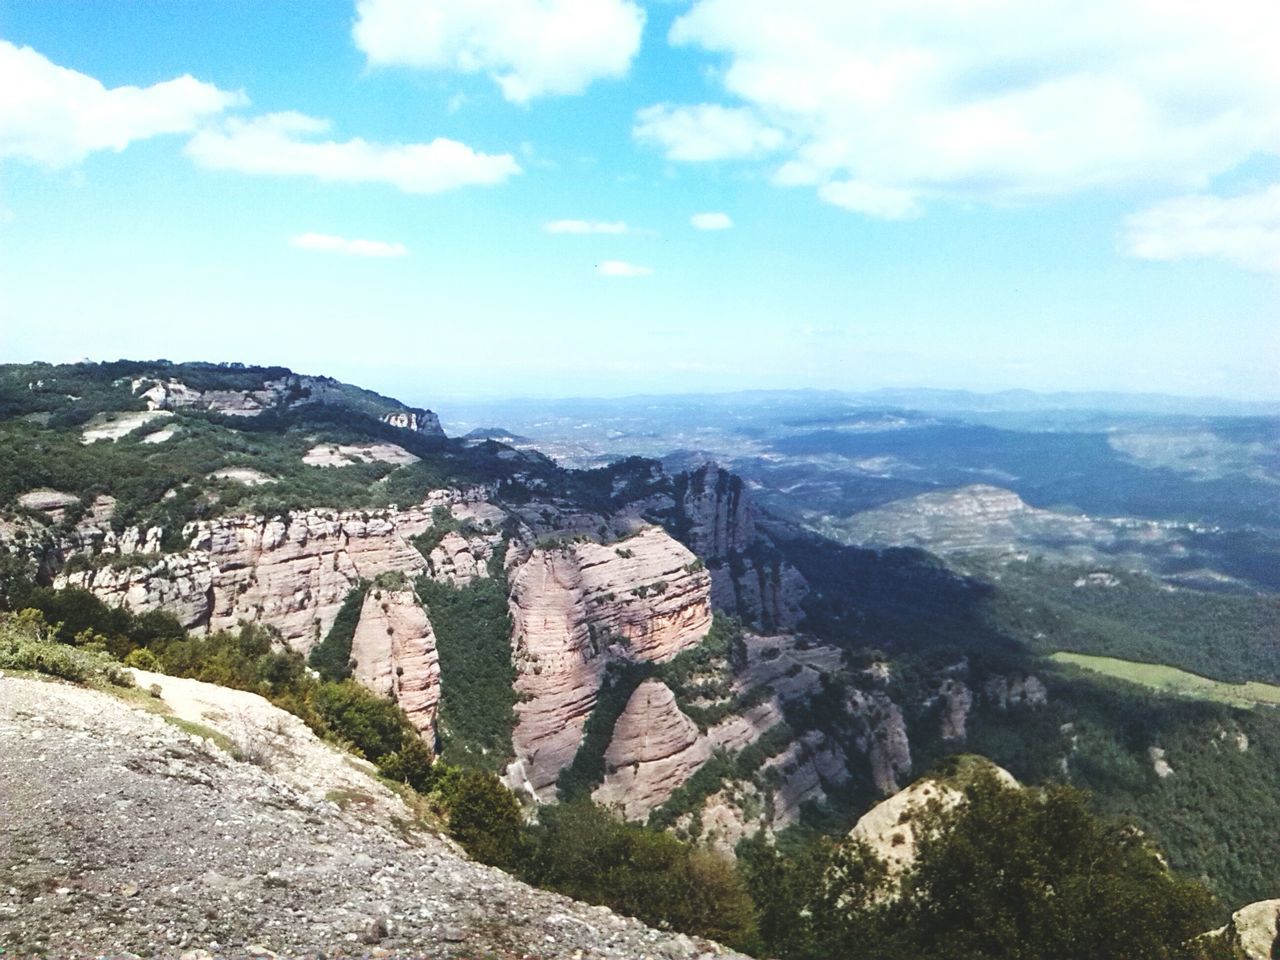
0, 673, 746, 960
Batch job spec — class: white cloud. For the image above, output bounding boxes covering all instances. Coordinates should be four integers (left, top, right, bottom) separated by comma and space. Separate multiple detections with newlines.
0, 40, 241, 167
1121, 185, 1280, 273
186, 112, 520, 193
648, 0, 1280, 218
690, 211, 733, 230
289, 233, 409, 257
597, 259, 652, 277
353, 0, 645, 103
817, 181, 920, 220
634, 103, 784, 162
546, 219, 630, 234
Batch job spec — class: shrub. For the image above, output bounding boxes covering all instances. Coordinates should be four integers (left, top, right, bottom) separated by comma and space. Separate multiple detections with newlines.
124, 647, 160, 671
0, 609, 133, 686
377, 736, 439, 793
310, 680, 410, 762
440, 768, 525, 868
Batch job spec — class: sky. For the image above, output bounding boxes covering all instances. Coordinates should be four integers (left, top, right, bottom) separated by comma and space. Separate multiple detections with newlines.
0, 0, 1277, 405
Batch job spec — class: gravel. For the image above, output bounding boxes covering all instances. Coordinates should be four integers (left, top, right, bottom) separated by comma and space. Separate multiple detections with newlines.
0, 673, 748, 960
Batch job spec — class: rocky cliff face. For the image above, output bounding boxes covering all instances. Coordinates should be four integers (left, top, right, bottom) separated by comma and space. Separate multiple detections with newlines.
593, 680, 713, 820
55, 492, 494, 649
382, 410, 444, 437
682, 463, 756, 557
507, 527, 713, 800
677, 463, 808, 631
350, 587, 441, 741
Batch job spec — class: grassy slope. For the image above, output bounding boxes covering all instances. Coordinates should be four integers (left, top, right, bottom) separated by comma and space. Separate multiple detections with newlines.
1050, 652, 1280, 708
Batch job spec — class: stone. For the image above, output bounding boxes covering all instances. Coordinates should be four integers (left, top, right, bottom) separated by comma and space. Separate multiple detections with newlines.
508, 527, 712, 800
350, 588, 441, 741
593, 681, 712, 820
361, 916, 388, 944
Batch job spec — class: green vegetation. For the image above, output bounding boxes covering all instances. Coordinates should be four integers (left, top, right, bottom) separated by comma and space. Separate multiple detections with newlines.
1051, 652, 1280, 708
417, 575, 517, 770
985, 560, 1280, 685
522, 800, 757, 949
557, 660, 653, 800
308, 582, 369, 681
740, 770, 1238, 960
0, 608, 134, 686
962, 666, 1280, 907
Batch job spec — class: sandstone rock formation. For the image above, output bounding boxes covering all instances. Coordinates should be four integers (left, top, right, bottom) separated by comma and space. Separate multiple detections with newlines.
54, 492, 496, 648
507, 527, 713, 800
593, 680, 712, 820
1223, 899, 1280, 960
382, 410, 444, 436
16, 489, 80, 524
350, 587, 441, 741
983, 674, 1049, 710
938, 678, 973, 741
302, 443, 419, 467
761, 731, 851, 828
682, 463, 756, 557
849, 689, 913, 794
133, 374, 445, 437
676, 463, 808, 630
849, 761, 1019, 895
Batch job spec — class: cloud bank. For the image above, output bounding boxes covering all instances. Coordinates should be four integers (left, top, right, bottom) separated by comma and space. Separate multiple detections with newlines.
1122, 186, 1280, 273
187, 112, 520, 193
289, 233, 409, 257
354, 0, 645, 103
641, 0, 1280, 220
0, 40, 241, 167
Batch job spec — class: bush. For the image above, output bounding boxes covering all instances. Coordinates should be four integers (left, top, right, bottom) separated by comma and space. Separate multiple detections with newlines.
523, 800, 757, 949
377, 736, 439, 793
311, 680, 412, 762
124, 647, 160, 671
0, 609, 133, 686
440, 768, 526, 868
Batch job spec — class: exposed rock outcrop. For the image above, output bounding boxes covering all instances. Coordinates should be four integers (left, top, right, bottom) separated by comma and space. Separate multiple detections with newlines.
983, 674, 1048, 710
350, 588, 441, 741
302, 443, 419, 467
0, 672, 750, 959
682, 463, 756, 557
382, 410, 444, 436
938, 678, 973, 741
762, 731, 851, 828
593, 680, 713, 820
1222, 899, 1280, 960
53, 492, 496, 648
677, 463, 808, 630
849, 760, 1019, 895
508, 527, 713, 800
849, 689, 913, 794
57, 553, 215, 629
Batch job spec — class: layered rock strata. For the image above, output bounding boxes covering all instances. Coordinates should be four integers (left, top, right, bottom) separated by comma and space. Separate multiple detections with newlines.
54, 491, 497, 649
350, 588, 441, 741
593, 680, 713, 820
678, 463, 808, 630
507, 527, 713, 800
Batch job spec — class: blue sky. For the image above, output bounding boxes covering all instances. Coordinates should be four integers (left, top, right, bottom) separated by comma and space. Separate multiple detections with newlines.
1, 0, 1277, 404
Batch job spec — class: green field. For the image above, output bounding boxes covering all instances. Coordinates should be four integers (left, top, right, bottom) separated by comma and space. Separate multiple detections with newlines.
1051, 652, 1280, 708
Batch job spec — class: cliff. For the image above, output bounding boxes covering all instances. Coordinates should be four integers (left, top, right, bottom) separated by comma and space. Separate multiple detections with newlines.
507, 526, 713, 800
55, 492, 497, 648
676, 463, 808, 630
349, 587, 441, 742
593, 679, 713, 820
